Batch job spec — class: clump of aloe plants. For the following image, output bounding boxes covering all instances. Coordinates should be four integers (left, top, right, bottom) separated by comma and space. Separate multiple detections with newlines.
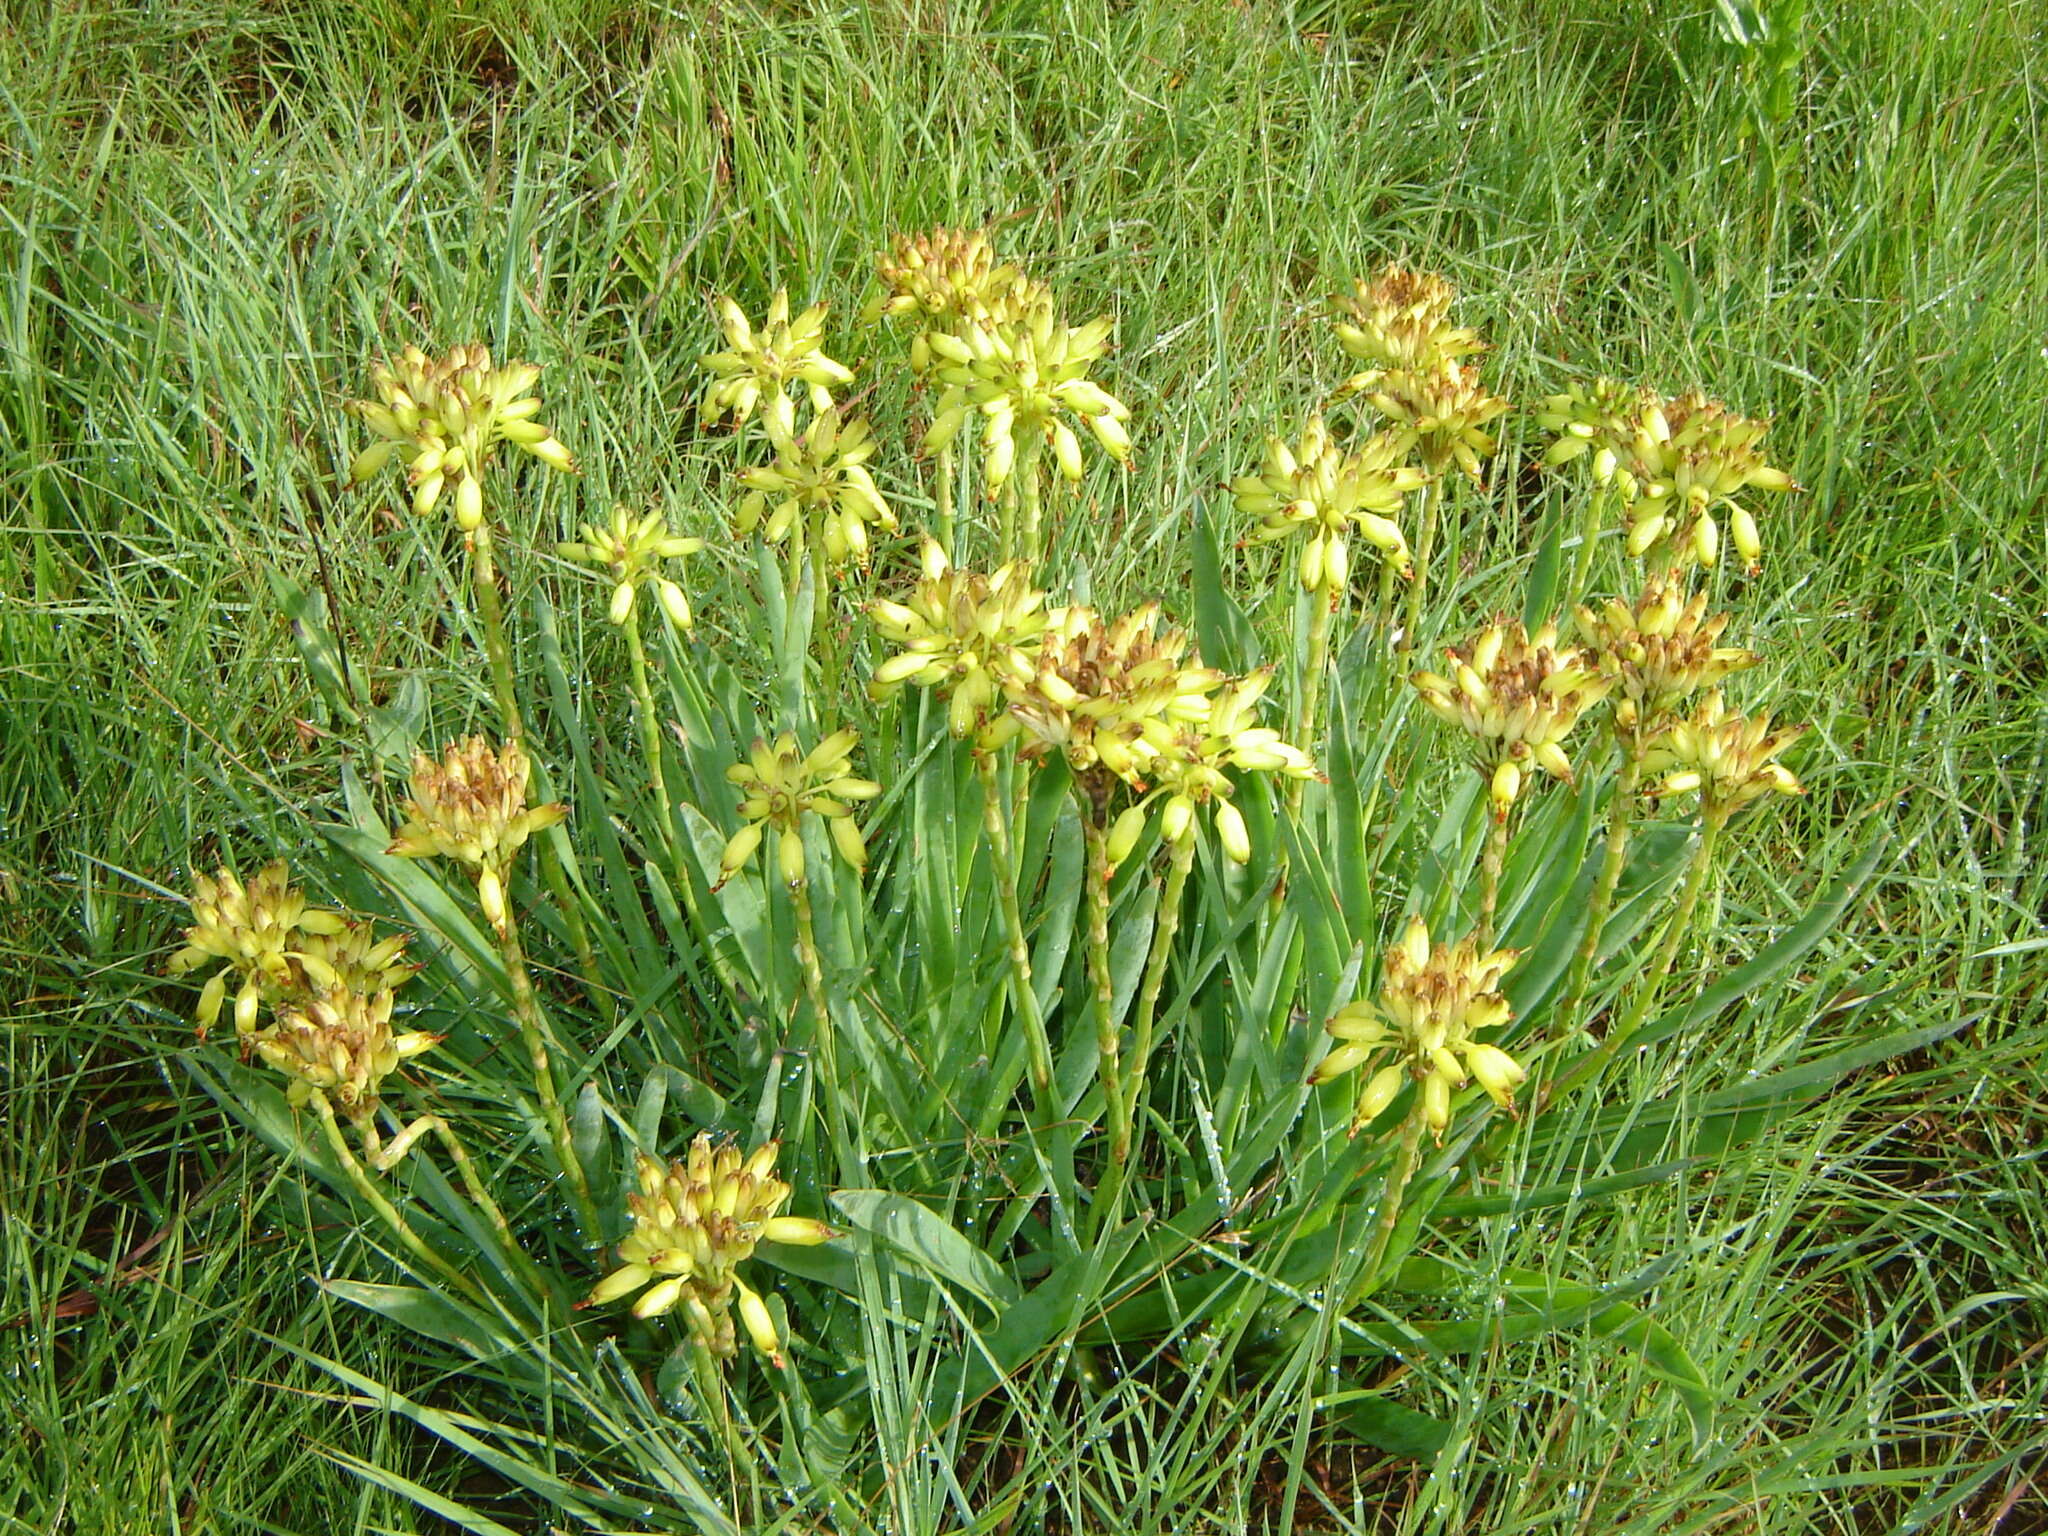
158, 238, 1886, 1535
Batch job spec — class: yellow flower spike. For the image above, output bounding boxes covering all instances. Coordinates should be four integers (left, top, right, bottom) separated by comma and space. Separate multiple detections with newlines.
168, 861, 412, 1038
1310, 916, 1524, 1137
1641, 689, 1806, 814
1589, 387, 1794, 573
699, 289, 856, 429
1126, 669, 1316, 861
581, 1140, 838, 1364
559, 507, 704, 629
869, 227, 1048, 367
253, 985, 440, 1117
926, 295, 1133, 494
717, 729, 881, 889
1329, 263, 1484, 384
1233, 414, 1424, 590
1575, 581, 1759, 737
347, 344, 575, 526
735, 406, 897, 569
387, 737, 568, 884
1411, 619, 1610, 805
1363, 361, 1511, 483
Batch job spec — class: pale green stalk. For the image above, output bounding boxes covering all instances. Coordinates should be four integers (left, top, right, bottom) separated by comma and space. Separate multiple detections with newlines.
620, 615, 674, 857
1093, 832, 1198, 1222
1348, 1101, 1426, 1307
1400, 475, 1443, 652
1018, 433, 1046, 566
935, 437, 958, 564
466, 522, 601, 991
1587, 801, 1729, 1083
1560, 747, 1643, 1027
1477, 796, 1512, 949
974, 751, 1055, 1110
790, 869, 858, 1180
1081, 808, 1131, 1239
364, 1110, 550, 1297
998, 472, 1019, 563
1292, 578, 1339, 811
1121, 833, 1196, 1138
309, 1092, 490, 1307
489, 889, 602, 1244
788, 516, 836, 718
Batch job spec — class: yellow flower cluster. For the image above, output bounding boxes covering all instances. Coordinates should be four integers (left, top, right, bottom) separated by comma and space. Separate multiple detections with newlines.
867, 569, 1316, 863
698, 289, 856, 430
865, 226, 1046, 372
168, 862, 431, 1120
387, 737, 569, 932
581, 1138, 836, 1365
254, 985, 441, 1116
1575, 582, 1760, 737
348, 344, 575, 530
1411, 620, 1611, 818
1006, 603, 1221, 794
924, 301, 1133, 495
1132, 669, 1318, 864
736, 406, 897, 567
1310, 916, 1524, 1136
1330, 265, 1484, 381
1333, 264, 1507, 481
867, 539, 1049, 741
557, 507, 704, 628
168, 861, 413, 1038
718, 730, 881, 888
1362, 361, 1511, 484
1538, 381, 1793, 573
1231, 414, 1423, 593
1643, 689, 1806, 811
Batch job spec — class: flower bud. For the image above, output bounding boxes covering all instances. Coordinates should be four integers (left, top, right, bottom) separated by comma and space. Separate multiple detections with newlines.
737, 1282, 783, 1365
454, 474, 484, 531
1352, 1064, 1406, 1132
778, 827, 808, 888
1214, 801, 1252, 864
1489, 759, 1522, 820
1105, 804, 1147, 868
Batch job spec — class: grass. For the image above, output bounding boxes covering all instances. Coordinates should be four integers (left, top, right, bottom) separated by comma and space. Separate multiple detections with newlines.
2, 0, 2045, 1530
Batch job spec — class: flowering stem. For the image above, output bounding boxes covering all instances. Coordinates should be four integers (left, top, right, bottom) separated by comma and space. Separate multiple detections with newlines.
998, 475, 1019, 564
974, 752, 1055, 1109
1477, 801, 1511, 949
1082, 808, 1132, 1240
936, 438, 958, 565
1293, 579, 1339, 808
1594, 802, 1728, 1080
1117, 832, 1196, 1168
490, 890, 602, 1245
309, 1092, 489, 1307
369, 1111, 551, 1297
621, 616, 674, 857
1560, 749, 1642, 1028
810, 551, 843, 727
467, 523, 600, 993
790, 870, 858, 1181
467, 524, 525, 744
1349, 1101, 1425, 1307
1018, 435, 1046, 568
1400, 476, 1443, 652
